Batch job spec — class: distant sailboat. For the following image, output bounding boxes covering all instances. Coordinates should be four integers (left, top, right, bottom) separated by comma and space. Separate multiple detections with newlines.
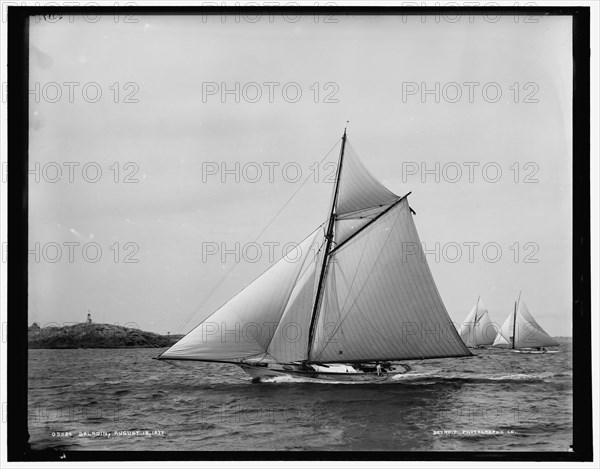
459, 297, 496, 348
492, 293, 558, 352
157, 127, 471, 381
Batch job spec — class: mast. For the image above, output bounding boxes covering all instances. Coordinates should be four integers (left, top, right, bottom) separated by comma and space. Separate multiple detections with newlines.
513, 291, 521, 349
512, 292, 521, 349
511, 302, 516, 349
307, 124, 348, 359
475, 296, 480, 323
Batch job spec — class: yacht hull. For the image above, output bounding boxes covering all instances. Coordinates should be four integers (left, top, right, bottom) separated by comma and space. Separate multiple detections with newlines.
239, 363, 410, 382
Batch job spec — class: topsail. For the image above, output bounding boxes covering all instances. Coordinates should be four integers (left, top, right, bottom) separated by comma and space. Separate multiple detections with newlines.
159, 130, 471, 364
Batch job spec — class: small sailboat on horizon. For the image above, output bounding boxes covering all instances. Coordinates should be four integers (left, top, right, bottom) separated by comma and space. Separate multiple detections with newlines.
458, 296, 496, 349
157, 127, 472, 381
492, 293, 559, 353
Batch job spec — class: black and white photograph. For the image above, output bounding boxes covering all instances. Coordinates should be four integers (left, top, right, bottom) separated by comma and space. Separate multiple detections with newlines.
2, 2, 596, 465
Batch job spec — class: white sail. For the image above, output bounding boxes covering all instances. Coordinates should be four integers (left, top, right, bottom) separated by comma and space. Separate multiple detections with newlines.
160, 231, 320, 361
459, 298, 496, 347
492, 297, 558, 348
265, 239, 323, 363
334, 142, 400, 244
310, 198, 470, 362
492, 333, 510, 347
335, 142, 399, 217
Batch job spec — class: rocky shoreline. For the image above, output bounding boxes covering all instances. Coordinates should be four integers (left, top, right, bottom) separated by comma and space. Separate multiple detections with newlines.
28, 323, 183, 349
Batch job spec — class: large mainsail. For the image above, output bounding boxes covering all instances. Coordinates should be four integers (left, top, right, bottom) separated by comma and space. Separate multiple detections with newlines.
459, 297, 496, 347
310, 197, 470, 362
492, 296, 558, 348
160, 129, 471, 364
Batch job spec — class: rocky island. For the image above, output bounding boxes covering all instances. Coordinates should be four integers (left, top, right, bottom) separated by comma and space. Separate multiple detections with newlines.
28, 322, 183, 349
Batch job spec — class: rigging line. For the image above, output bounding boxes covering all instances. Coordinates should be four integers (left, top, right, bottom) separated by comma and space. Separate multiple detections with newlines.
254, 141, 341, 242
176, 138, 342, 334
314, 204, 403, 361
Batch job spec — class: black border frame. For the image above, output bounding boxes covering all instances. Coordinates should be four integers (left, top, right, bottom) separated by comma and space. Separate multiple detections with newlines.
6, 5, 592, 462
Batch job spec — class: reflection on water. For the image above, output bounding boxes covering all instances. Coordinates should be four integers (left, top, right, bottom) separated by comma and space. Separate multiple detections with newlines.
28, 340, 572, 451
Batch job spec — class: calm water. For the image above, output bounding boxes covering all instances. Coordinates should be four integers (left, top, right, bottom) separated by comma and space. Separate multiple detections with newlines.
28, 340, 572, 452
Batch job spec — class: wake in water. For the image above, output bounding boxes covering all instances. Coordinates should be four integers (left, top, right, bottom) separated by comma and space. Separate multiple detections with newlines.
254, 370, 564, 385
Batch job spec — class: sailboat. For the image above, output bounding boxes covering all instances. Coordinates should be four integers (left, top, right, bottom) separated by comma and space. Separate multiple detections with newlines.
492, 293, 559, 353
458, 297, 496, 348
157, 127, 471, 381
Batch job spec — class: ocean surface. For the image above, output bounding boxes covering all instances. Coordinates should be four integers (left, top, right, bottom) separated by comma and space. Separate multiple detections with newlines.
28, 339, 572, 452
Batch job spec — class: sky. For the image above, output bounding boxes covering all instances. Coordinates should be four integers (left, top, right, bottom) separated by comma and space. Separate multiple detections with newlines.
28, 12, 573, 336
